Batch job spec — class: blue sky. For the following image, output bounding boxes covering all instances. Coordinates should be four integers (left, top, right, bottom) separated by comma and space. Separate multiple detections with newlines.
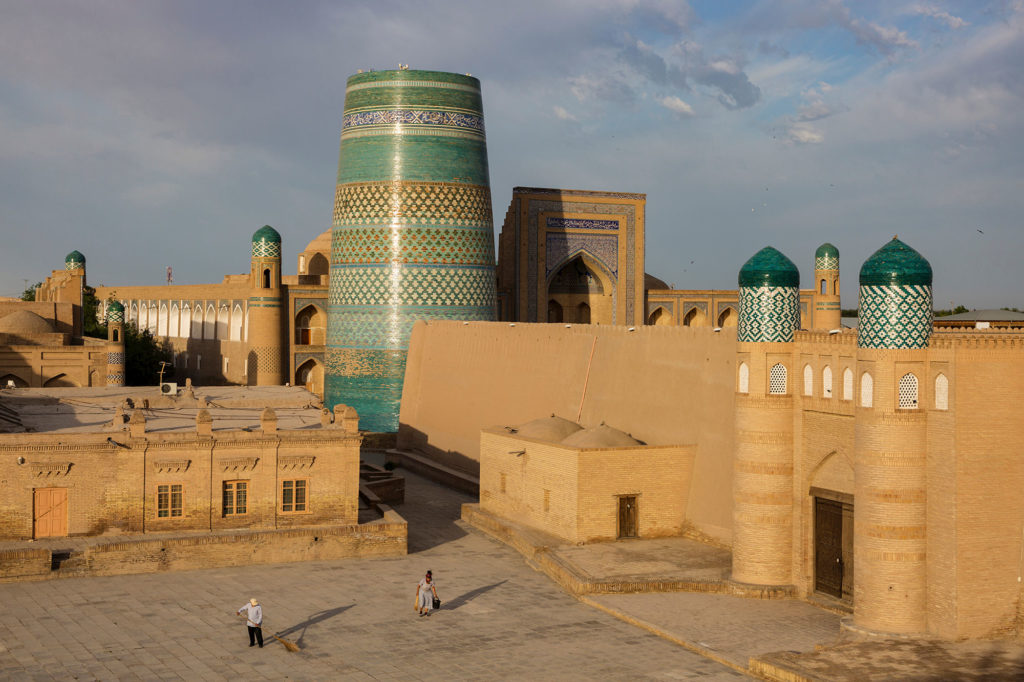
1, 1, 1021, 309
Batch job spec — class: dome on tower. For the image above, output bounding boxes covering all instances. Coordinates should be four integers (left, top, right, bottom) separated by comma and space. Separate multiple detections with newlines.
65, 250, 85, 267
859, 237, 932, 287
738, 247, 799, 288
252, 225, 281, 244
106, 301, 125, 323
815, 243, 839, 259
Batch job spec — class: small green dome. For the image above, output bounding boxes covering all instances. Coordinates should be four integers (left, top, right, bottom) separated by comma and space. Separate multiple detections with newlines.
106, 301, 125, 314
65, 250, 86, 265
738, 247, 800, 288
252, 225, 281, 244
815, 243, 839, 258
859, 237, 932, 287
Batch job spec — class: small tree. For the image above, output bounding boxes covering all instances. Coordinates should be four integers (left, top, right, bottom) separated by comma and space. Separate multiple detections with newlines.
20, 282, 41, 301
124, 324, 174, 386
82, 286, 107, 339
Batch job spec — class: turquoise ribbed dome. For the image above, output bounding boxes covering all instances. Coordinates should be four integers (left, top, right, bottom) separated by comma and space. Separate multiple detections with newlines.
65, 250, 85, 266
738, 247, 800, 288
815, 243, 839, 259
252, 225, 281, 244
859, 237, 932, 287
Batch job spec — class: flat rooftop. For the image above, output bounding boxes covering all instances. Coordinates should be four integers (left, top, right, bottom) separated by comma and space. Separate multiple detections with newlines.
0, 385, 325, 434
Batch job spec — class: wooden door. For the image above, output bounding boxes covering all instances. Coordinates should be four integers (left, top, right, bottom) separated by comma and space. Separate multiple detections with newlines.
814, 498, 843, 598
34, 488, 68, 538
618, 496, 638, 539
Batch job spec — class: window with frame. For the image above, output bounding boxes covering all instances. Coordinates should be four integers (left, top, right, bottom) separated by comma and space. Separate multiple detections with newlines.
223, 480, 248, 516
738, 362, 749, 394
769, 363, 787, 395
898, 373, 919, 409
842, 368, 853, 400
157, 484, 183, 518
822, 366, 833, 398
861, 372, 873, 407
803, 364, 813, 396
935, 373, 949, 410
281, 479, 307, 513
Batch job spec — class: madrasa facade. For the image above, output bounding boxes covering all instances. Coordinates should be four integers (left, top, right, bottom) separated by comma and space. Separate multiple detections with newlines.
4, 69, 1024, 641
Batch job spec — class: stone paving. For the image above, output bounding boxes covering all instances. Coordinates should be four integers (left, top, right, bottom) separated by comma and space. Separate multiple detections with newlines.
0, 469, 744, 681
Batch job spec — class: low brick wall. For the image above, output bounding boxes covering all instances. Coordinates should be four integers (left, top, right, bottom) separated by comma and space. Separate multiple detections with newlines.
0, 548, 51, 581
85, 521, 407, 577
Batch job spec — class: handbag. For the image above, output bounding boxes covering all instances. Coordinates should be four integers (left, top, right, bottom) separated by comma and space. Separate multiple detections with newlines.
432, 596, 441, 610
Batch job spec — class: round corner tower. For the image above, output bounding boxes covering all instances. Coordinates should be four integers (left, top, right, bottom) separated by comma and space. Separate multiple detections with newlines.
325, 68, 498, 432
854, 236, 932, 634
814, 242, 841, 330
732, 246, 801, 586
105, 300, 125, 387
248, 225, 286, 386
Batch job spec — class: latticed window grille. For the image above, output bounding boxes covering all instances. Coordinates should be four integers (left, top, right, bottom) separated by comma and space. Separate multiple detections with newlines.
738, 362, 749, 393
843, 368, 853, 400
935, 373, 949, 410
861, 373, 873, 407
769, 363, 787, 395
803, 365, 813, 396
898, 373, 919, 409
822, 366, 833, 397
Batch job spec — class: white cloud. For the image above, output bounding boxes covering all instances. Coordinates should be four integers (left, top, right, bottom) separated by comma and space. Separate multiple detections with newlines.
911, 4, 969, 29
553, 105, 578, 121
659, 95, 694, 116
786, 123, 824, 144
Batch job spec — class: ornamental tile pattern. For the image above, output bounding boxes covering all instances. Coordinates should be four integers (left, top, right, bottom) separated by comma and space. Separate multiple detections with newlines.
106, 352, 125, 365
342, 109, 483, 133
815, 255, 839, 270
252, 240, 281, 259
345, 79, 480, 94
857, 284, 933, 349
332, 182, 492, 227
327, 305, 492, 350
544, 233, 618, 278
106, 372, 124, 386
107, 310, 124, 324
329, 266, 495, 308
546, 217, 619, 231
332, 226, 494, 265
737, 286, 800, 343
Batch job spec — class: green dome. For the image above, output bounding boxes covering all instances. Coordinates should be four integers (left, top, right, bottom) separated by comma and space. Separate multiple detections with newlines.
251, 225, 281, 244
738, 247, 800, 288
106, 301, 125, 313
815, 243, 839, 258
859, 237, 932, 287
65, 250, 85, 265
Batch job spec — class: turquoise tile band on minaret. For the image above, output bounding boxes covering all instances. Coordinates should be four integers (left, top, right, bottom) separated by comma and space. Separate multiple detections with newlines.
325, 69, 497, 432
857, 237, 933, 349
737, 246, 801, 343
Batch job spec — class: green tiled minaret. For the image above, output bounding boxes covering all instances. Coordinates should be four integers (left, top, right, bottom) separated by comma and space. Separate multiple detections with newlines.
858, 237, 933, 349
325, 69, 497, 432
737, 246, 801, 343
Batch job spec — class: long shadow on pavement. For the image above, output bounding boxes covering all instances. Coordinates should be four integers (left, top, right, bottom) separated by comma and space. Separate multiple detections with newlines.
442, 580, 508, 611
397, 469, 475, 554
276, 604, 354, 648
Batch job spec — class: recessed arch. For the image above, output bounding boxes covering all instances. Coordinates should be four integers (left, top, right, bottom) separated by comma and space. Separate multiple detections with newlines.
823, 366, 833, 398
307, 253, 328, 276
0, 373, 29, 388
295, 358, 324, 394
647, 307, 672, 326
545, 252, 616, 325
44, 373, 79, 388
683, 307, 709, 327
231, 304, 244, 341
717, 307, 738, 327
157, 303, 169, 337
295, 304, 326, 345
204, 304, 216, 339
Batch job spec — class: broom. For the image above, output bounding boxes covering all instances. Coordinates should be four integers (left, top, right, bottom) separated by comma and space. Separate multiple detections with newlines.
270, 630, 300, 653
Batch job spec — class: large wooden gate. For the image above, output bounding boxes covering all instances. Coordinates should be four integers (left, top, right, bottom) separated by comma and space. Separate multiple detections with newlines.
814, 496, 853, 600
34, 488, 68, 538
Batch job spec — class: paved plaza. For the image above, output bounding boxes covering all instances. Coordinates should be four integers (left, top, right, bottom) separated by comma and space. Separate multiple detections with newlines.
0, 470, 744, 681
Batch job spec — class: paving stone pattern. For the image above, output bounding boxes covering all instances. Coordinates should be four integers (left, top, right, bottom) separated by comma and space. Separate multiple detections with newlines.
0, 470, 744, 681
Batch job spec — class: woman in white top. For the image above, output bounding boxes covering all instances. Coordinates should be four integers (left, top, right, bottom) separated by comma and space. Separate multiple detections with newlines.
415, 570, 439, 616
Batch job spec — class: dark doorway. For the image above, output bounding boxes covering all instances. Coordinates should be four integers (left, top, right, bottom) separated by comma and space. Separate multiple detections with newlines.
618, 495, 638, 539
814, 497, 853, 600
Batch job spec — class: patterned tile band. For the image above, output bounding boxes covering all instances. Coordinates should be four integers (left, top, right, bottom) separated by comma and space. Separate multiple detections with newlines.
106, 310, 125, 324
857, 285, 932, 349
252, 240, 281, 259
328, 265, 496, 308
342, 109, 484, 134
345, 80, 480, 94
815, 255, 839, 270
737, 286, 800, 343
65, 262, 81, 271
107, 352, 125, 365
546, 217, 620, 231
106, 372, 125, 385
333, 182, 492, 227
332, 226, 495, 265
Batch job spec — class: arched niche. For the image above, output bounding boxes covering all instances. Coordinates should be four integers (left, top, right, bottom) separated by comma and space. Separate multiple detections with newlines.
717, 307, 738, 327
546, 253, 615, 325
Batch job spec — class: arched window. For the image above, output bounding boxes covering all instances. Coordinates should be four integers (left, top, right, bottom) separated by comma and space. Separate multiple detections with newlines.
181, 304, 192, 339
577, 302, 591, 324
898, 373, 919, 409
803, 364, 813, 396
112, 329, 119, 343
935, 374, 948, 410
157, 303, 168, 337
822, 366, 833, 398
861, 372, 873, 407
230, 305, 243, 341
204, 304, 216, 339
547, 300, 563, 323
738, 362, 749, 394
820, 279, 827, 295
843, 368, 853, 400
769, 363, 787, 395
263, 268, 271, 289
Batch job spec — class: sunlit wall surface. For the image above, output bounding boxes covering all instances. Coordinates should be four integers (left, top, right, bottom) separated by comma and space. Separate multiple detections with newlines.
325, 69, 497, 432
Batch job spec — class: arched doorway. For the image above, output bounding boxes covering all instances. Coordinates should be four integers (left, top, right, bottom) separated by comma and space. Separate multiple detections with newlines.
547, 255, 614, 325
718, 307, 738, 327
295, 359, 324, 395
307, 253, 329, 276
547, 300, 563, 323
0, 373, 28, 388
43, 373, 79, 388
295, 305, 326, 345
647, 307, 672, 326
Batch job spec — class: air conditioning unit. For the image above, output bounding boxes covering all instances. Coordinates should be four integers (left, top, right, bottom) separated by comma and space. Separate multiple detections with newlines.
160, 382, 178, 395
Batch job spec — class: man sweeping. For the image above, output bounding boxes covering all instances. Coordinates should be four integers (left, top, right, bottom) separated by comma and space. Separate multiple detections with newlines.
236, 598, 264, 648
